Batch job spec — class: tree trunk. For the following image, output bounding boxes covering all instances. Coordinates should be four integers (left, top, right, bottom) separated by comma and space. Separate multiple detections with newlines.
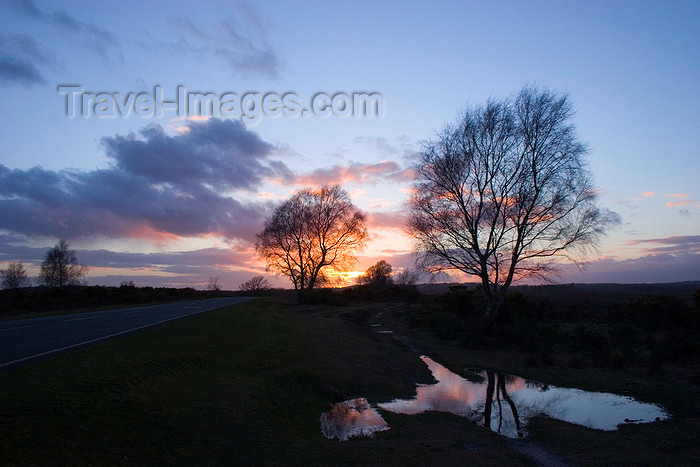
483, 371, 495, 429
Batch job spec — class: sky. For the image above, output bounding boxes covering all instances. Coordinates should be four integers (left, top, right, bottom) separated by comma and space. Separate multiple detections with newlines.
0, 0, 698, 289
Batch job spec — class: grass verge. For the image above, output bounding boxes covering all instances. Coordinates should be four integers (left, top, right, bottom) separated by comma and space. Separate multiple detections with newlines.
3, 298, 696, 465
0, 298, 528, 465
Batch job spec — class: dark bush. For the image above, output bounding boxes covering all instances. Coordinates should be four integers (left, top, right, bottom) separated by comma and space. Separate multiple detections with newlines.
652, 330, 699, 364
620, 295, 692, 331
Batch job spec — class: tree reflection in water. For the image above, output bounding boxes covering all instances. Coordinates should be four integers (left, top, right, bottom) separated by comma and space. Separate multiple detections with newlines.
378, 356, 668, 438
320, 398, 390, 440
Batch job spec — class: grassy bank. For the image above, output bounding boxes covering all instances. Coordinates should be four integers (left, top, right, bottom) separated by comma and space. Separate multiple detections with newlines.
2, 297, 697, 465
0, 298, 530, 465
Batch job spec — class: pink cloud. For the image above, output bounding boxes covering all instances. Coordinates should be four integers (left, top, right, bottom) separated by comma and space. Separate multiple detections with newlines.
666, 200, 699, 207
274, 161, 413, 186
365, 211, 408, 230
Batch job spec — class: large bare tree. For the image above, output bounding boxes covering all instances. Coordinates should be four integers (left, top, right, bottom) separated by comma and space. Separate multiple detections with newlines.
39, 239, 87, 287
256, 185, 368, 304
409, 86, 609, 316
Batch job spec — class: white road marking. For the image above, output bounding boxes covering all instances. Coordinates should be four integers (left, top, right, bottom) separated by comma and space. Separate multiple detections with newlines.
0, 299, 249, 368
0, 325, 36, 332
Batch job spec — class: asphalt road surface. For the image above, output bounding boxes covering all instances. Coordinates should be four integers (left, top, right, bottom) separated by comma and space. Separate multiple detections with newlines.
0, 296, 253, 368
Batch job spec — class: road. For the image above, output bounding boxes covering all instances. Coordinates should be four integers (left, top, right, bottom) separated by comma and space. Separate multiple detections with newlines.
0, 296, 253, 368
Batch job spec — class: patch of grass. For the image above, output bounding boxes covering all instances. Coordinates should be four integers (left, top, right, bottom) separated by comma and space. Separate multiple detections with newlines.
1, 298, 528, 465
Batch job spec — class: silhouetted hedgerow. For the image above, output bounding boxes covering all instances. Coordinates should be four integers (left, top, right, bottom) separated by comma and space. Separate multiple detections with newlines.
0, 285, 215, 316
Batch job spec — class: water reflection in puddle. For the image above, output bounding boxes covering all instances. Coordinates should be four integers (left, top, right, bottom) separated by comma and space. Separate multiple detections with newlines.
320, 398, 390, 440
378, 356, 669, 438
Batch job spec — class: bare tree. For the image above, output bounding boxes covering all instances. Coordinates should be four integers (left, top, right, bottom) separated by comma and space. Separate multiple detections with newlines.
359, 260, 393, 286
1, 262, 31, 289
38, 239, 87, 287
207, 276, 222, 291
394, 267, 420, 286
239, 275, 271, 292
256, 185, 368, 304
409, 86, 610, 316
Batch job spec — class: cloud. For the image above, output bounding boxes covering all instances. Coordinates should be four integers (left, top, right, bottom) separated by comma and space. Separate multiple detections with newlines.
0, 33, 54, 85
625, 235, 700, 255
278, 160, 413, 186
556, 252, 700, 284
139, 4, 280, 78
0, 118, 289, 241
354, 135, 420, 162
77, 247, 254, 271
666, 200, 699, 207
0, 235, 276, 289
0, 56, 45, 85
6, 0, 121, 64
662, 192, 699, 208
365, 211, 408, 230
102, 118, 279, 191
546, 235, 700, 283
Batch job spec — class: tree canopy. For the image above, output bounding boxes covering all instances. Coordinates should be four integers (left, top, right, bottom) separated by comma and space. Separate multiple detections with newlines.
256, 185, 368, 304
1, 262, 31, 289
359, 260, 393, 287
39, 239, 87, 287
409, 86, 610, 315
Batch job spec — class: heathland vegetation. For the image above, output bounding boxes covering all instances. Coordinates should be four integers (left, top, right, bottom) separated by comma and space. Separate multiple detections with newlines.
1, 290, 698, 465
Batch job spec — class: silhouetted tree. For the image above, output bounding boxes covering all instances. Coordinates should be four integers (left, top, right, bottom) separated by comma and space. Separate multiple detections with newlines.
256, 185, 368, 304
359, 260, 393, 286
394, 267, 420, 286
38, 240, 87, 287
207, 276, 222, 291
409, 86, 610, 317
239, 275, 271, 292
1, 262, 31, 289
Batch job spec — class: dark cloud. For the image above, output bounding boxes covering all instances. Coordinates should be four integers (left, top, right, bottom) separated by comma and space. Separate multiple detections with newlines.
103, 119, 277, 191
0, 118, 289, 241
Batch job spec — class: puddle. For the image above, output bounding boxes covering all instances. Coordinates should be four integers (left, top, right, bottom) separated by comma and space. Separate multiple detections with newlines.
320, 398, 390, 440
377, 356, 669, 438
